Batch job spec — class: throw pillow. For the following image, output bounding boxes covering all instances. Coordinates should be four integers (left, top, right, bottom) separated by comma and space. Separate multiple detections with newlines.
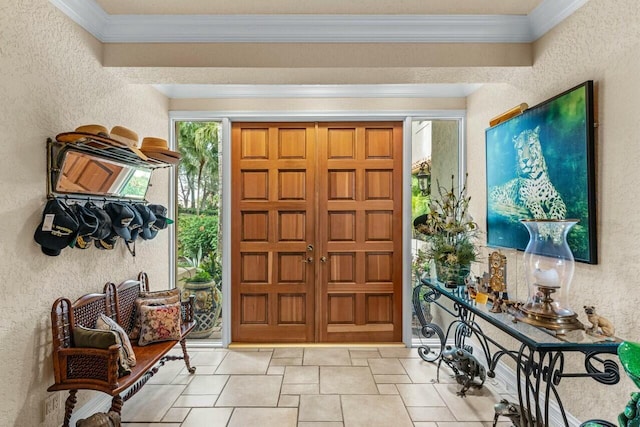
73, 325, 131, 377
139, 288, 180, 299
96, 314, 137, 367
138, 301, 182, 346
129, 295, 180, 340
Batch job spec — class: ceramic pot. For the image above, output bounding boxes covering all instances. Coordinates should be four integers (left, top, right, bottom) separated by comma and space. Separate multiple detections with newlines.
183, 280, 221, 338
435, 260, 470, 288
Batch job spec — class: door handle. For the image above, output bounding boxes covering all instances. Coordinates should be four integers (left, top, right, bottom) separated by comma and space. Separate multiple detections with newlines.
302, 257, 314, 263
320, 256, 327, 263
307, 244, 314, 251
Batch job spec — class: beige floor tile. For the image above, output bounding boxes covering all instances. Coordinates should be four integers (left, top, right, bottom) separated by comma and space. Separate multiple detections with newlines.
407, 406, 456, 422
188, 365, 217, 375
121, 423, 181, 427
378, 347, 419, 358
121, 384, 184, 422
279, 394, 300, 407
216, 375, 282, 407
351, 359, 369, 366
284, 366, 319, 384
482, 422, 513, 427
170, 374, 195, 385
190, 350, 228, 366
436, 422, 485, 427
349, 349, 380, 359
377, 384, 399, 395
368, 358, 406, 374
227, 407, 298, 427
161, 407, 190, 422
433, 383, 501, 422
215, 350, 272, 374
260, 348, 275, 352
146, 360, 185, 385
281, 383, 320, 394
297, 423, 344, 427
396, 383, 447, 407
341, 395, 413, 427
399, 358, 441, 383
268, 365, 286, 375
270, 357, 303, 366
412, 423, 438, 427
274, 347, 304, 358
304, 348, 351, 366
299, 395, 342, 422
320, 367, 378, 394
373, 374, 412, 384
182, 374, 229, 394
181, 407, 233, 427
173, 394, 218, 407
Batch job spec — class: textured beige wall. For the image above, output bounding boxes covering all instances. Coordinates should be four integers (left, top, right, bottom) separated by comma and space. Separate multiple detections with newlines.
466, 0, 640, 422
0, 1, 169, 424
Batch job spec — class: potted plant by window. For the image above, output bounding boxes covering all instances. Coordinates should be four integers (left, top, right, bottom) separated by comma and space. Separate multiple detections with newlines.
183, 270, 222, 338
414, 175, 479, 288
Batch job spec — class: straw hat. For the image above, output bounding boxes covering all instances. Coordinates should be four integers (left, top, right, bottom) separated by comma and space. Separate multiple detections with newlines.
109, 126, 147, 161
56, 124, 148, 161
140, 137, 181, 164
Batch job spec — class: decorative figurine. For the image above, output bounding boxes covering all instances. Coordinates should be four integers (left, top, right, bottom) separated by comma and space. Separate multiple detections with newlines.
76, 411, 121, 427
490, 298, 504, 313
493, 399, 532, 427
583, 305, 615, 338
438, 345, 486, 396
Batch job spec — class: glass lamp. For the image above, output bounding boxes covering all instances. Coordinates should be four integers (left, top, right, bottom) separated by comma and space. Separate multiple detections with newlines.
516, 219, 584, 333
416, 162, 431, 196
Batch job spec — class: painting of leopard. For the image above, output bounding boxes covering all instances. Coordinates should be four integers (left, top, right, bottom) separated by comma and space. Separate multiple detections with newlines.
489, 126, 566, 220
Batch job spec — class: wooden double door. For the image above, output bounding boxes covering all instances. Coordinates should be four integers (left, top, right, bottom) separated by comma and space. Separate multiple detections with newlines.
231, 122, 403, 343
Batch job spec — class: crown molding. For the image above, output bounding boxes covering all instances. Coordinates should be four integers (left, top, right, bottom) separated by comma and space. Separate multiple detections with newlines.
49, 0, 109, 40
529, 0, 588, 40
153, 84, 482, 99
50, 0, 587, 44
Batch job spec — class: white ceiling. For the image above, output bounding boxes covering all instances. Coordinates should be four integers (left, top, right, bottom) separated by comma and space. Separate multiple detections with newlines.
50, 0, 587, 99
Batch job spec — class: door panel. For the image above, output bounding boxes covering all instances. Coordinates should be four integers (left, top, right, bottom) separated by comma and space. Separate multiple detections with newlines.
232, 121, 402, 343
317, 122, 403, 342
232, 123, 316, 342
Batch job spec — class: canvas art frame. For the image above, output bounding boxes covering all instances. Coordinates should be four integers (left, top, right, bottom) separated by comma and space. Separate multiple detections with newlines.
485, 81, 597, 264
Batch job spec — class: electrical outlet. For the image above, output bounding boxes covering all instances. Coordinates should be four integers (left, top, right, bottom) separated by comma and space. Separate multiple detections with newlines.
43, 393, 60, 420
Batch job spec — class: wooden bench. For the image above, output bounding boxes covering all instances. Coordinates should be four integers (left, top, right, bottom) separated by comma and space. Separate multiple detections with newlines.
48, 272, 196, 426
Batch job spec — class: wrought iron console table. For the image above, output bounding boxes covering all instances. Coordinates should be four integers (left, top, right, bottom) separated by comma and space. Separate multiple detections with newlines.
415, 278, 621, 427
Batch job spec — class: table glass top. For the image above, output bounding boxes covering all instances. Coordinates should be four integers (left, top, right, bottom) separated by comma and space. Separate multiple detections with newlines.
420, 278, 621, 353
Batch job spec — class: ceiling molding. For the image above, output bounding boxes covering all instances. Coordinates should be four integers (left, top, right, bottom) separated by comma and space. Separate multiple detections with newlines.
529, 0, 588, 40
49, 0, 108, 40
153, 84, 483, 99
51, 0, 587, 44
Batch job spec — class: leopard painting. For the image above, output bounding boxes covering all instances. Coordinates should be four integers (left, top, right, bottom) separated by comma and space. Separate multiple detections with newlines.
489, 126, 566, 220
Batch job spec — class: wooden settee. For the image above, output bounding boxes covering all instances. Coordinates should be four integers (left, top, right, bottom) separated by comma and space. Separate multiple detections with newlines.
47, 272, 196, 426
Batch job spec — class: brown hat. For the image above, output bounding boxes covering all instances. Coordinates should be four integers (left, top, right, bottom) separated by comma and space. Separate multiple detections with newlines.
56, 124, 147, 161
140, 137, 181, 164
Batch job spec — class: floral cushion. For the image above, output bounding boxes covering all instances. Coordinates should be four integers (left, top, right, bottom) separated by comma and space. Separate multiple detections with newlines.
138, 302, 182, 346
139, 288, 180, 299
96, 314, 137, 367
129, 295, 180, 340
74, 325, 132, 377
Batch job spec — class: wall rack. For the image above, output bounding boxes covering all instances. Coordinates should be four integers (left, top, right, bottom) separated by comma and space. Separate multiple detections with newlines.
46, 138, 174, 203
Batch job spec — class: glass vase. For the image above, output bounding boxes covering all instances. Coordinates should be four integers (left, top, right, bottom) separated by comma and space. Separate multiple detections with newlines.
517, 219, 583, 332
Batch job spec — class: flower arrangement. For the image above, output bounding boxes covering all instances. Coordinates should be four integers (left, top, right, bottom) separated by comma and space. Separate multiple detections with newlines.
414, 175, 479, 285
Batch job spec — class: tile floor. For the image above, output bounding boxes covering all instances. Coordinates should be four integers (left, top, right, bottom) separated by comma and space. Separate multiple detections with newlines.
120, 345, 516, 427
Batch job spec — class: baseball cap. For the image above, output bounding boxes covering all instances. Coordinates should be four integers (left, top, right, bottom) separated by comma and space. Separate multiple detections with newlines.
134, 204, 158, 241
34, 198, 79, 256
69, 203, 99, 249
104, 202, 135, 242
